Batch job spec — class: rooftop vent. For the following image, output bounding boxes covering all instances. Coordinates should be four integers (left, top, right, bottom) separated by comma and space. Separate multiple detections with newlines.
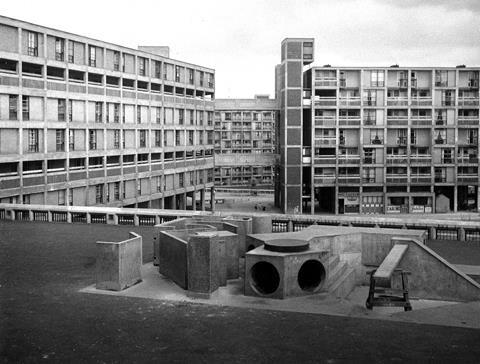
323, 64, 331, 67
390, 64, 399, 68
456, 64, 466, 68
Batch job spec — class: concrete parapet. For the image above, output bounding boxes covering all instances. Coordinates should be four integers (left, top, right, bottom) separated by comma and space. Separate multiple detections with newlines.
95, 232, 142, 291
252, 215, 273, 235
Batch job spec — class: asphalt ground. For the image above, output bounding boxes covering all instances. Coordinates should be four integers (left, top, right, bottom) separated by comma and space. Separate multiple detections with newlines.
1, 221, 480, 363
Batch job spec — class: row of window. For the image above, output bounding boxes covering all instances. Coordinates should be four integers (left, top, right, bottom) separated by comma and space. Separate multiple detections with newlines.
5, 95, 214, 125
215, 111, 276, 121
22, 30, 214, 85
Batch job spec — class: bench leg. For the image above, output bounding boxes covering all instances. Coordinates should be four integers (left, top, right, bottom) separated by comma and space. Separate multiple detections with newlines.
365, 270, 376, 310
401, 272, 412, 312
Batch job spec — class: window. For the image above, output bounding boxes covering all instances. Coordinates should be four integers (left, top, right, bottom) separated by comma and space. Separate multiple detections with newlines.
22, 96, 29, 121
28, 129, 39, 152
58, 190, 65, 206
175, 66, 181, 82
122, 53, 126, 72
113, 51, 120, 71
442, 148, 453, 163
139, 130, 146, 148
139, 57, 146, 76
370, 70, 384, 87
89, 46, 96, 67
179, 172, 184, 187
55, 38, 64, 61
67, 40, 74, 63
207, 112, 213, 126
69, 129, 75, 151
175, 130, 181, 146
113, 104, 120, 123
27, 31, 38, 56
122, 181, 126, 199
95, 102, 102, 122
89, 130, 97, 150
156, 107, 161, 124
410, 129, 417, 144
199, 72, 204, 86
114, 130, 120, 148
156, 176, 162, 192
155, 130, 162, 147
188, 130, 194, 146
113, 182, 120, 200
122, 130, 126, 149
154, 61, 161, 78
68, 100, 73, 122
68, 189, 73, 206
137, 180, 141, 195
188, 68, 194, 84
9, 95, 18, 120
58, 99, 66, 121
189, 110, 194, 125
56, 129, 65, 151
137, 106, 142, 123
178, 109, 184, 125
197, 111, 204, 125
122, 104, 126, 123
95, 184, 103, 204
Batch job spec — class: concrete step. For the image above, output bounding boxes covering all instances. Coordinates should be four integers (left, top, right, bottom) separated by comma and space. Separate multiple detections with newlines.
328, 267, 356, 298
327, 259, 347, 288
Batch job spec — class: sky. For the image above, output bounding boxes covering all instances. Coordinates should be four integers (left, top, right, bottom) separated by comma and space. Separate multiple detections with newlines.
1, 0, 479, 98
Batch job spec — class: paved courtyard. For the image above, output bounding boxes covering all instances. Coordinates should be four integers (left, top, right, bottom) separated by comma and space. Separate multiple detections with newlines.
1, 220, 480, 363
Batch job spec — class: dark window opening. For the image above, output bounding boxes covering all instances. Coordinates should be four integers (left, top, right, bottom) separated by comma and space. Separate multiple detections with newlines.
47, 66, 65, 79
69, 69, 84, 82
22, 62, 42, 76
151, 83, 161, 92
106, 75, 119, 87
0, 58, 17, 73
0, 162, 18, 175
137, 80, 148, 91
122, 78, 135, 88
69, 158, 85, 169
88, 73, 103, 84
23, 160, 43, 173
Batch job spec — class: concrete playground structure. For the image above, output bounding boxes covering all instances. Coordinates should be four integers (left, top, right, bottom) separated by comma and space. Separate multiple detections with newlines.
96, 232, 142, 291
245, 225, 480, 301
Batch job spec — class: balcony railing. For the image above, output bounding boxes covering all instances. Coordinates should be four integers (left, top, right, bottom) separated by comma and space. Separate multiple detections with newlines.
387, 97, 409, 106
458, 156, 479, 164
314, 116, 336, 126
314, 156, 336, 164
315, 77, 337, 87
457, 174, 479, 183
314, 137, 336, 146
411, 97, 432, 106
338, 155, 360, 164
387, 115, 408, 125
457, 116, 480, 126
410, 174, 432, 184
369, 137, 384, 145
339, 97, 361, 106
410, 155, 432, 164
314, 97, 336, 106
458, 97, 479, 107
386, 175, 408, 183
411, 115, 432, 126
338, 116, 361, 126
386, 155, 408, 164
337, 175, 361, 184
314, 175, 336, 185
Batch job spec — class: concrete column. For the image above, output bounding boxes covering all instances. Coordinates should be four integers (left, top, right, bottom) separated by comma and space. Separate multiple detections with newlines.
86, 213, 92, 224
155, 215, 161, 225
201, 189, 206, 211
160, 197, 164, 209
210, 186, 215, 212
29, 210, 34, 221
252, 216, 272, 234
192, 191, 197, 211
454, 185, 458, 212
429, 226, 436, 240
67, 212, 72, 223
287, 220, 293, 232
183, 192, 187, 210
133, 215, 139, 226
458, 227, 466, 241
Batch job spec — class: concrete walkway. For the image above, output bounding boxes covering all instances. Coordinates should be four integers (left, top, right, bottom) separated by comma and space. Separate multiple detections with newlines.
83, 263, 480, 330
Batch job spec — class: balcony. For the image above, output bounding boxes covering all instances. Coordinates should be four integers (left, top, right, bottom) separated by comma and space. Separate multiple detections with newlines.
338, 116, 361, 126
457, 115, 479, 126
387, 115, 408, 126
387, 97, 409, 106
369, 136, 383, 145
411, 115, 432, 126
337, 175, 361, 184
457, 174, 478, 183
386, 155, 408, 164
441, 98, 455, 107
314, 137, 336, 146
386, 174, 408, 184
411, 97, 432, 106
315, 77, 337, 87
314, 175, 336, 185
458, 97, 479, 107
314, 97, 336, 106
362, 177, 378, 184
339, 97, 361, 107
314, 156, 336, 165
410, 155, 432, 164
363, 118, 377, 126
458, 156, 479, 164
338, 155, 360, 164
315, 116, 336, 126
410, 174, 432, 184
363, 98, 377, 107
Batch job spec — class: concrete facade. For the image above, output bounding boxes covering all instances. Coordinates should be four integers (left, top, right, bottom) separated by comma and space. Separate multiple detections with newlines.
96, 232, 142, 291
214, 96, 279, 189
276, 38, 480, 215
0, 15, 215, 210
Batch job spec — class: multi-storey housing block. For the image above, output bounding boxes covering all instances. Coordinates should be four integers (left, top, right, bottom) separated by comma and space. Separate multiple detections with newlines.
214, 95, 278, 188
0, 16, 215, 210
276, 38, 479, 215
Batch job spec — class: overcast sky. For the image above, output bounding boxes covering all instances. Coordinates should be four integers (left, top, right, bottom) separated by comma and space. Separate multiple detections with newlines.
2, 0, 479, 98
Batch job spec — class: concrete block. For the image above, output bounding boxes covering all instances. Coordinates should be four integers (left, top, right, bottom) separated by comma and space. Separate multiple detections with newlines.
158, 231, 188, 289
96, 232, 142, 291
252, 215, 272, 234
215, 231, 240, 279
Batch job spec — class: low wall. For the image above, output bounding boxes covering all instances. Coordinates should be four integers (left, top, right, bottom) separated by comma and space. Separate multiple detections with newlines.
158, 231, 188, 289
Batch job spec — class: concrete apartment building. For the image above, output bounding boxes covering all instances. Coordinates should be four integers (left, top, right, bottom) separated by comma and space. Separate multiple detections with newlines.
0, 16, 215, 210
214, 95, 278, 189
276, 38, 480, 215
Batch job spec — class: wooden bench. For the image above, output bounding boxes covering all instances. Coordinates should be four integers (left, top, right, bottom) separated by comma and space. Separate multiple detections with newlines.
366, 244, 412, 311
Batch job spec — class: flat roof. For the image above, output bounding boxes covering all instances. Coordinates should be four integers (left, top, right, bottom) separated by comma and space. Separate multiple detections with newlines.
215, 98, 279, 110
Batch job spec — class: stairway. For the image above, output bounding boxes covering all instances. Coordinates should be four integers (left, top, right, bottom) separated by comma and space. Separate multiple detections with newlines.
325, 254, 356, 298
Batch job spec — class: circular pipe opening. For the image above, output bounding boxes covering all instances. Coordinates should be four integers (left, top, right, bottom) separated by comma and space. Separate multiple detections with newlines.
297, 260, 325, 292
250, 261, 280, 295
